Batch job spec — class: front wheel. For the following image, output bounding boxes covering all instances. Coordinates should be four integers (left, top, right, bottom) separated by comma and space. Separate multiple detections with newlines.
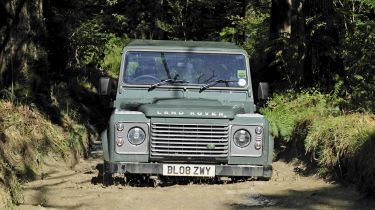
103, 172, 113, 186
257, 177, 271, 181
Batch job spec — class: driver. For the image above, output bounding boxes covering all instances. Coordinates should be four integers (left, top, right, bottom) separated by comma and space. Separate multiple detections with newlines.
130, 60, 160, 83
135, 61, 155, 77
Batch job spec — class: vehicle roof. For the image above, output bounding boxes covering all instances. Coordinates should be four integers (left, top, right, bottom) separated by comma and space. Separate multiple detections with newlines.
124, 39, 246, 53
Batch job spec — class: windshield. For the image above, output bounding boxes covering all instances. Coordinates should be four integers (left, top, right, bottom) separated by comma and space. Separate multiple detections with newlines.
123, 51, 248, 88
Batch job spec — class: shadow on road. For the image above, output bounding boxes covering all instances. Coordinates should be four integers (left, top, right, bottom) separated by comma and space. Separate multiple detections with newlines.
227, 186, 375, 210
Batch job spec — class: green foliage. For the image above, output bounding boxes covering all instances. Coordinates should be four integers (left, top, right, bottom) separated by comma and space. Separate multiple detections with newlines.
305, 114, 375, 172
362, 0, 375, 9
69, 13, 131, 77
220, 12, 269, 57
262, 91, 375, 193
100, 35, 130, 78
106, 0, 118, 6
111, 14, 129, 29
268, 35, 306, 87
339, 9, 375, 111
218, 1, 271, 84
219, 27, 237, 43
261, 90, 336, 141
241, 13, 270, 58
70, 18, 109, 68
263, 0, 374, 112
305, 113, 375, 193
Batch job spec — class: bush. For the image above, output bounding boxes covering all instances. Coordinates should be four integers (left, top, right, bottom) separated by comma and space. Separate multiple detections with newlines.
100, 35, 130, 78
0, 100, 89, 206
306, 114, 375, 172
261, 90, 375, 194
261, 90, 336, 142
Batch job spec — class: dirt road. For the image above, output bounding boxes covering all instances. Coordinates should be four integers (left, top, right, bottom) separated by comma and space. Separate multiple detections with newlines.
17, 158, 375, 210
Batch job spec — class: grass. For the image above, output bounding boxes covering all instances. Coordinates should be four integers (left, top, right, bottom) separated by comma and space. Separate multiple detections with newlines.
261, 90, 375, 194
305, 113, 375, 192
0, 100, 89, 207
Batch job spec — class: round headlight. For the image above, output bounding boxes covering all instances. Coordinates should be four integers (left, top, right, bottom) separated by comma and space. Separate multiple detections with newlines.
117, 123, 124, 131
255, 126, 263, 134
233, 129, 251, 148
127, 127, 146, 145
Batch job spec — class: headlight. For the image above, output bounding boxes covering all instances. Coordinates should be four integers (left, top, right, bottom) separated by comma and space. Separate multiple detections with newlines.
255, 126, 263, 134
127, 127, 146, 145
233, 129, 251, 148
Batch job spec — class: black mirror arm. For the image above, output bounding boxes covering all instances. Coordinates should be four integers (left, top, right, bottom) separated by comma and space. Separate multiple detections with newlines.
258, 82, 269, 101
99, 77, 112, 96
256, 82, 270, 112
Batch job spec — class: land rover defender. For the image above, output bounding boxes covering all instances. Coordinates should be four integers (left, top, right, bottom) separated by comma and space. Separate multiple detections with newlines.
99, 40, 273, 183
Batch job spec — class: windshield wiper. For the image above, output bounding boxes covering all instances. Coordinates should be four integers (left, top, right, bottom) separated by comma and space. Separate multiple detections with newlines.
199, 80, 236, 93
148, 78, 188, 91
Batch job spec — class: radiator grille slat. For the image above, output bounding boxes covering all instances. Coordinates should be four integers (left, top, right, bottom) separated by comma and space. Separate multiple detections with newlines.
152, 125, 228, 131
151, 123, 229, 157
151, 145, 229, 150
152, 141, 228, 145
152, 137, 227, 142
152, 133, 228, 138
153, 130, 228, 134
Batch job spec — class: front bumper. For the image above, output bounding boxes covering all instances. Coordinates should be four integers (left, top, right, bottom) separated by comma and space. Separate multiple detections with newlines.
104, 161, 272, 177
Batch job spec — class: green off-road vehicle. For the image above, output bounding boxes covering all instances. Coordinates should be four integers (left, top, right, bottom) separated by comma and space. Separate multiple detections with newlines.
99, 40, 273, 184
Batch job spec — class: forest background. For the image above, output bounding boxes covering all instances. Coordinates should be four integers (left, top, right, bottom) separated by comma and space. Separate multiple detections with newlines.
0, 0, 374, 208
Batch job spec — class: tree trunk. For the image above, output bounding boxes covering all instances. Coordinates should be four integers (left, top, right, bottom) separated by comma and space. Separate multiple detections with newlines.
267, 0, 293, 88
270, 0, 292, 38
292, 0, 307, 85
0, 0, 48, 94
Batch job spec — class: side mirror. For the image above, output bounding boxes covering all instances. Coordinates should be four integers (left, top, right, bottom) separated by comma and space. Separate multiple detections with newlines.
258, 82, 269, 101
99, 77, 112, 96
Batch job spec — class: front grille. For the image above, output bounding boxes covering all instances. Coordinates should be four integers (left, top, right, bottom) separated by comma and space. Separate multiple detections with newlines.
151, 123, 229, 157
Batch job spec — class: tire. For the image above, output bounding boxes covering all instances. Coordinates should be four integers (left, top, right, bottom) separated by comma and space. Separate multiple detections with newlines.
103, 172, 113, 186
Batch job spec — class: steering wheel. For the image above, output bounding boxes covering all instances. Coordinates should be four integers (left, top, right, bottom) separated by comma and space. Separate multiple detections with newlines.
131, 75, 160, 83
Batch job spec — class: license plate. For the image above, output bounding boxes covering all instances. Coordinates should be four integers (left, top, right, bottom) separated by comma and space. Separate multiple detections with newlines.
162, 164, 215, 177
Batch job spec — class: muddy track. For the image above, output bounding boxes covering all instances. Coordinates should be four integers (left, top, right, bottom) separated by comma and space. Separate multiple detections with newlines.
17, 158, 375, 210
